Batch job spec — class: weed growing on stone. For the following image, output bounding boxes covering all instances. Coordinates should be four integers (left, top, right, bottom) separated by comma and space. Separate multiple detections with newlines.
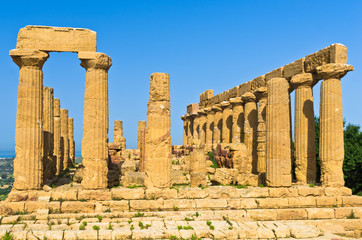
130, 224, 134, 230
97, 215, 103, 222
347, 211, 358, 219
107, 222, 113, 230
104, 208, 111, 213
309, 184, 315, 187
134, 212, 144, 217
173, 206, 179, 211
93, 225, 100, 231
2, 231, 14, 240
127, 185, 142, 189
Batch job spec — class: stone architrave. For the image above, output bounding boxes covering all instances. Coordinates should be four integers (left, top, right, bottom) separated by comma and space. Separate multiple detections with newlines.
211, 104, 223, 145
197, 109, 207, 145
220, 101, 233, 143
137, 121, 146, 172
79, 52, 112, 189
266, 78, 292, 187
316, 63, 353, 187
253, 87, 268, 177
114, 120, 126, 150
144, 73, 172, 188
203, 107, 214, 150
291, 73, 316, 184
68, 118, 75, 164
229, 97, 244, 144
10, 49, 49, 190
60, 109, 69, 170
190, 146, 207, 187
43, 87, 55, 181
241, 92, 258, 174
53, 98, 62, 175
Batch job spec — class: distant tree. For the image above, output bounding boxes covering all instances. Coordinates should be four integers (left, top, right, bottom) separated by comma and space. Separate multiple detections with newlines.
315, 117, 362, 194
0, 173, 6, 179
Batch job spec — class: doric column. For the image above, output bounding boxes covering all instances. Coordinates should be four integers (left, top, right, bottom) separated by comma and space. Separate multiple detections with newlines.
137, 121, 146, 172
192, 113, 200, 143
60, 109, 69, 170
254, 87, 268, 176
266, 78, 292, 187
316, 63, 353, 187
10, 49, 49, 190
144, 73, 171, 188
68, 118, 75, 165
197, 109, 207, 145
241, 92, 258, 174
211, 104, 223, 145
53, 98, 62, 175
43, 87, 55, 181
181, 115, 188, 146
203, 107, 214, 150
291, 73, 316, 184
229, 97, 244, 144
187, 114, 194, 146
114, 120, 126, 150
79, 52, 112, 189
220, 101, 233, 143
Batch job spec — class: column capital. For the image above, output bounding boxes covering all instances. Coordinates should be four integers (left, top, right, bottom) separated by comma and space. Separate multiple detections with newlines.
253, 87, 268, 101
211, 104, 222, 112
197, 109, 207, 115
181, 115, 186, 121
79, 52, 112, 70
203, 107, 212, 114
10, 49, 48, 68
241, 92, 256, 102
316, 63, 354, 80
220, 101, 232, 109
229, 97, 243, 105
291, 73, 314, 88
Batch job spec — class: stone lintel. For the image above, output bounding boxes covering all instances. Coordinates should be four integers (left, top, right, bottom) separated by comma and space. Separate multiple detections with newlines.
283, 58, 305, 80
16, 25, 97, 52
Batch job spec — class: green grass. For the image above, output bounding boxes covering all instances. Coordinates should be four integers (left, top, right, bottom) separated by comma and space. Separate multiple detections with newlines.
134, 212, 144, 217
2, 231, 14, 240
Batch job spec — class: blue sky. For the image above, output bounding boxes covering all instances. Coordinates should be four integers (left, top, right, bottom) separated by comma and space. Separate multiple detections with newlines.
0, 0, 361, 154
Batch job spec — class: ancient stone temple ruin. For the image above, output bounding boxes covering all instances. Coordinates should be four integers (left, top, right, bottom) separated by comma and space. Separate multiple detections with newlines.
0, 26, 361, 240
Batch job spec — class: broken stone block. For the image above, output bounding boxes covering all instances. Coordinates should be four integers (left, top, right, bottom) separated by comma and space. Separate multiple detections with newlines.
235, 174, 259, 186
211, 168, 238, 185
122, 172, 145, 187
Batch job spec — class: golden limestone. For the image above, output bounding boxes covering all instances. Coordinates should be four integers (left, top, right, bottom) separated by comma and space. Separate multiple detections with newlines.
53, 98, 62, 175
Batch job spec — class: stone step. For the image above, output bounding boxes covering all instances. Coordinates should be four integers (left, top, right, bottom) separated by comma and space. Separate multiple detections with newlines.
0, 218, 360, 239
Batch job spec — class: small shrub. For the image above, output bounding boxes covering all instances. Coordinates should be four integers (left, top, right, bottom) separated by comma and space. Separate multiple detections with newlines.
97, 215, 103, 222
209, 225, 215, 230
2, 231, 14, 240
228, 226, 233, 230
134, 212, 144, 217
347, 211, 358, 219
93, 225, 100, 231
128, 220, 132, 224
177, 225, 182, 230
107, 223, 113, 230
183, 225, 194, 230
79, 224, 85, 230
130, 224, 134, 230
206, 220, 212, 226
170, 235, 177, 240
104, 208, 111, 213
184, 217, 194, 221
259, 184, 264, 187
173, 206, 179, 211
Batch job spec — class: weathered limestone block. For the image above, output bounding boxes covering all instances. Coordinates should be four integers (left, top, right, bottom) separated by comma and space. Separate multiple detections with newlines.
144, 73, 172, 188
114, 120, 126, 150
220, 101, 233, 143
53, 98, 62, 175
123, 172, 145, 187
229, 97, 244, 144
236, 174, 258, 186
317, 63, 353, 187
79, 52, 112, 189
229, 143, 247, 174
266, 78, 292, 187
10, 49, 49, 190
60, 109, 69, 170
190, 146, 207, 187
16, 25, 97, 52
291, 73, 316, 184
68, 118, 75, 164
211, 104, 223, 144
43, 86, 56, 181
283, 58, 305, 80
253, 87, 268, 183
211, 168, 238, 185
120, 160, 137, 175
137, 121, 146, 172
241, 92, 258, 174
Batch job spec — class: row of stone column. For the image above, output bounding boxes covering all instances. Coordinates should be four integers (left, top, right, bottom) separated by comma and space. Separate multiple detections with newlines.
43, 87, 75, 183
10, 49, 112, 190
183, 64, 353, 187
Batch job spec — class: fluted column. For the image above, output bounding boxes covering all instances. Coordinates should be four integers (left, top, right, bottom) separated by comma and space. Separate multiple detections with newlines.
229, 97, 244, 144
114, 120, 126, 150
144, 73, 171, 188
53, 98, 62, 175
316, 63, 353, 187
138, 121, 146, 172
10, 49, 49, 190
79, 52, 112, 189
241, 92, 258, 174
266, 78, 292, 187
43, 87, 55, 181
198, 110, 207, 145
211, 104, 222, 145
60, 109, 69, 170
220, 101, 233, 143
203, 107, 214, 150
68, 118, 75, 165
181, 115, 188, 146
254, 87, 268, 176
291, 73, 316, 184
192, 113, 200, 144
187, 114, 194, 146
